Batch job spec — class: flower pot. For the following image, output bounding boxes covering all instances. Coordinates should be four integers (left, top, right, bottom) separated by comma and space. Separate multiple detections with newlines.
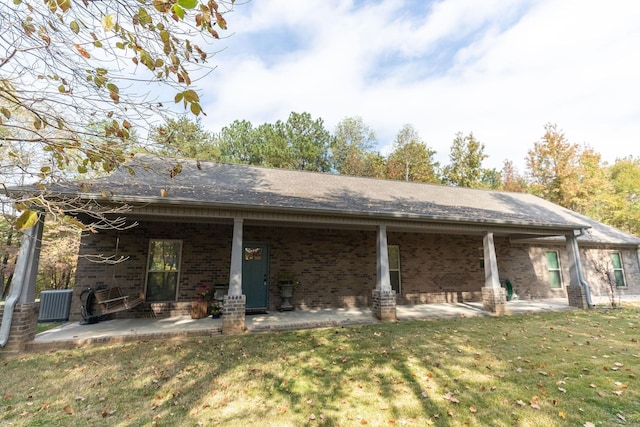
278, 281, 294, 311
191, 301, 208, 319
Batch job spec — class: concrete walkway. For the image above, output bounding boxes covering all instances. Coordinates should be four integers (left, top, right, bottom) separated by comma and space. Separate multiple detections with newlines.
28, 298, 579, 351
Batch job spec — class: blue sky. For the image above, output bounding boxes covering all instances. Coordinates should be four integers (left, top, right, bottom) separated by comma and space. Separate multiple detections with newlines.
197, 0, 640, 171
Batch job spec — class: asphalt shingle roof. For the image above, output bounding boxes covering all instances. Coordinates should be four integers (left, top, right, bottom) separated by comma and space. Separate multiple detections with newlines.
33, 155, 640, 245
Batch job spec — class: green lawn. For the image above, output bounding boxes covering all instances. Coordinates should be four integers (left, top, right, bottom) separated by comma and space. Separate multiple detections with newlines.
2, 305, 639, 426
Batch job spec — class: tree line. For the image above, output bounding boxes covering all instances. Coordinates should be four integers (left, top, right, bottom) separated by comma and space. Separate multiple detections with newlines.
150, 114, 640, 237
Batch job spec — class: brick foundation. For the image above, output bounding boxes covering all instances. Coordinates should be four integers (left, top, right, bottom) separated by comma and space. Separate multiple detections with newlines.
567, 286, 589, 309
0, 303, 39, 353
222, 295, 246, 334
482, 287, 508, 315
372, 289, 396, 321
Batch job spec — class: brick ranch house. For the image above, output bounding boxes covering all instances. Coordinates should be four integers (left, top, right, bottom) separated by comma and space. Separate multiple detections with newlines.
4, 155, 640, 342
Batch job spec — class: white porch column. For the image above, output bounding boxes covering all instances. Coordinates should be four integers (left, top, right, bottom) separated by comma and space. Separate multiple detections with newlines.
228, 218, 243, 296
21, 214, 45, 304
373, 225, 396, 321
0, 213, 44, 351
565, 232, 581, 288
483, 232, 500, 289
481, 232, 507, 315
565, 232, 590, 309
223, 218, 246, 334
376, 225, 392, 291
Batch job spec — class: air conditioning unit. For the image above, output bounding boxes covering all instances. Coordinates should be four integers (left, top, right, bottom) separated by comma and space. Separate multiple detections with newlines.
38, 289, 73, 322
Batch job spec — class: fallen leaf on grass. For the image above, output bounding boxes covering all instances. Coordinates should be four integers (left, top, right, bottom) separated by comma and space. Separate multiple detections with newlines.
63, 405, 74, 415
559, 411, 566, 419
616, 413, 626, 422
443, 392, 459, 403
584, 422, 595, 427
469, 406, 477, 413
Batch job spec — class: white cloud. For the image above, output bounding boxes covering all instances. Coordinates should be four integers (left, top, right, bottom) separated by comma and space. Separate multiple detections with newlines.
200, 0, 640, 170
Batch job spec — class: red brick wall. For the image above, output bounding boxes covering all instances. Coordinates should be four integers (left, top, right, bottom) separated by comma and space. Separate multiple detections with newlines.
71, 220, 638, 320
245, 226, 376, 310
388, 232, 485, 304
581, 247, 640, 297
495, 241, 569, 299
72, 223, 378, 319
71, 222, 233, 320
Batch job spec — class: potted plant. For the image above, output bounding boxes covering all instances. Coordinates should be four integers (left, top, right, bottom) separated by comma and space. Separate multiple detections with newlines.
191, 285, 212, 319
277, 270, 296, 311
210, 301, 222, 318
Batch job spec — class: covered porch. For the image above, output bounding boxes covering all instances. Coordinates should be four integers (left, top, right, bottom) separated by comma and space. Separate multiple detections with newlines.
29, 298, 573, 351
3, 157, 600, 351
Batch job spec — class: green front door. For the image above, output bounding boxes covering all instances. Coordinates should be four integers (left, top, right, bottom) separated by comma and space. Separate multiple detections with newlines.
242, 242, 269, 311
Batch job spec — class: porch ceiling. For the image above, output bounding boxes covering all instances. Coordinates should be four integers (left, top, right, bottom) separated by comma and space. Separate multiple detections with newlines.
102, 204, 578, 239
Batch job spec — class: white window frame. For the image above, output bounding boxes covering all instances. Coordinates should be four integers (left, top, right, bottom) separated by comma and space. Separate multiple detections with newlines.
388, 245, 401, 294
610, 252, 627, 288
145, 239, 182, 302
545, 250, 563, 289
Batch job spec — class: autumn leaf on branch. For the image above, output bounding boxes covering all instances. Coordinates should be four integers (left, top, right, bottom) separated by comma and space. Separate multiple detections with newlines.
1, 0, 236, 230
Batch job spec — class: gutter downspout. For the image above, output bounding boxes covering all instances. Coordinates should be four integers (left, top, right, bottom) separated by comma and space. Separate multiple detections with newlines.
574, 228, 594, 308
0, 217, 42, 348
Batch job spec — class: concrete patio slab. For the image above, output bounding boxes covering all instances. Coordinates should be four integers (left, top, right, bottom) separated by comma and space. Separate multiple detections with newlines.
27, 295, 640, 352
25, 297, 590, 351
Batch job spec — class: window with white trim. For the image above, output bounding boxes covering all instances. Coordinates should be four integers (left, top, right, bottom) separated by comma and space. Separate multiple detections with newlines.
145, 239, 182, 302
546, 251, 562, 289
610, 252, 626, 287
388, 245, 401, 294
